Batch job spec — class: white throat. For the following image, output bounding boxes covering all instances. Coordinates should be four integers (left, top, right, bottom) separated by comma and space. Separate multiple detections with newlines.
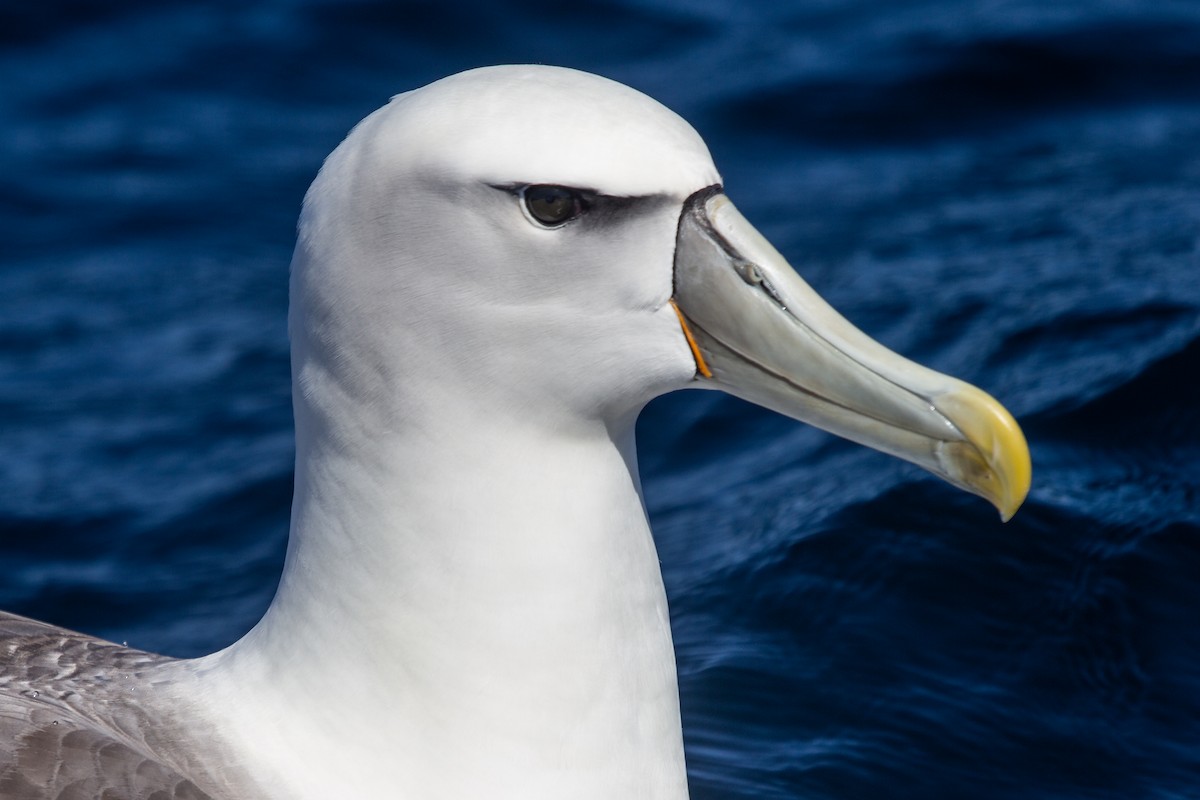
190, 386, 689, 800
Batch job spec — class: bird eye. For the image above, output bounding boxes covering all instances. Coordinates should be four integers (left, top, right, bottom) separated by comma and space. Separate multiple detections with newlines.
522, 185, 584, 227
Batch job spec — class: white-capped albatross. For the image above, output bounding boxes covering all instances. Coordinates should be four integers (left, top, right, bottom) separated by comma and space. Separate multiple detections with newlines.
0, 65, 1031, 800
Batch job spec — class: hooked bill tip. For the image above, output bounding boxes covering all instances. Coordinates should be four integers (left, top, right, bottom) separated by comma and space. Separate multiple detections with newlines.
935, 385, 1031, 522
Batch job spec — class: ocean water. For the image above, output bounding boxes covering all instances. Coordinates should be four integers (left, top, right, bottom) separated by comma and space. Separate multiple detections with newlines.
1, 1, 1198, 798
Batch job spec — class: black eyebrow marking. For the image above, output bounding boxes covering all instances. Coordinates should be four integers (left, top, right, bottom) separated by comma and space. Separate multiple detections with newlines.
488, 182, 674, 228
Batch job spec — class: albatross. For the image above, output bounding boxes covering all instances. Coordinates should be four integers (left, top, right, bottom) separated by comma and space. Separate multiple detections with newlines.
0, 65, 1030, 799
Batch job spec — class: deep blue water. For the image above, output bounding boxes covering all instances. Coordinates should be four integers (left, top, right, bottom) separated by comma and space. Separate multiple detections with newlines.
2, 1, 1198, 797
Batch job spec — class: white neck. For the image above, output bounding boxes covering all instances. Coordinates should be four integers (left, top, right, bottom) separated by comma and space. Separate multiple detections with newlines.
190, 388, 689, 800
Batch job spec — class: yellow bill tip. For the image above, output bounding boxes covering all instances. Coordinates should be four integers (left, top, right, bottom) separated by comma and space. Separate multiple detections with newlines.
934, 385, 1032, 522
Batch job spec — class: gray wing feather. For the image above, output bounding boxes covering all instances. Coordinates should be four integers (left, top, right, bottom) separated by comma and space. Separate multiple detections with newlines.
0, 612, 216, 800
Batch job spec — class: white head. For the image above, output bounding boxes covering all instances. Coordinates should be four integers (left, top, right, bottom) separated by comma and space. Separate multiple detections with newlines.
290, 66, 720, 441
289, 63, 1028, 516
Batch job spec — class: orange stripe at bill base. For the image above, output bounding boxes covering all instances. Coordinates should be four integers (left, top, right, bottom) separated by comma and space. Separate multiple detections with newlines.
669, 299, 713, 379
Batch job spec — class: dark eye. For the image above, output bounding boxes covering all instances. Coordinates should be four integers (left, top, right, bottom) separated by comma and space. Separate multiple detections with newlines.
522, 185, 584, 227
